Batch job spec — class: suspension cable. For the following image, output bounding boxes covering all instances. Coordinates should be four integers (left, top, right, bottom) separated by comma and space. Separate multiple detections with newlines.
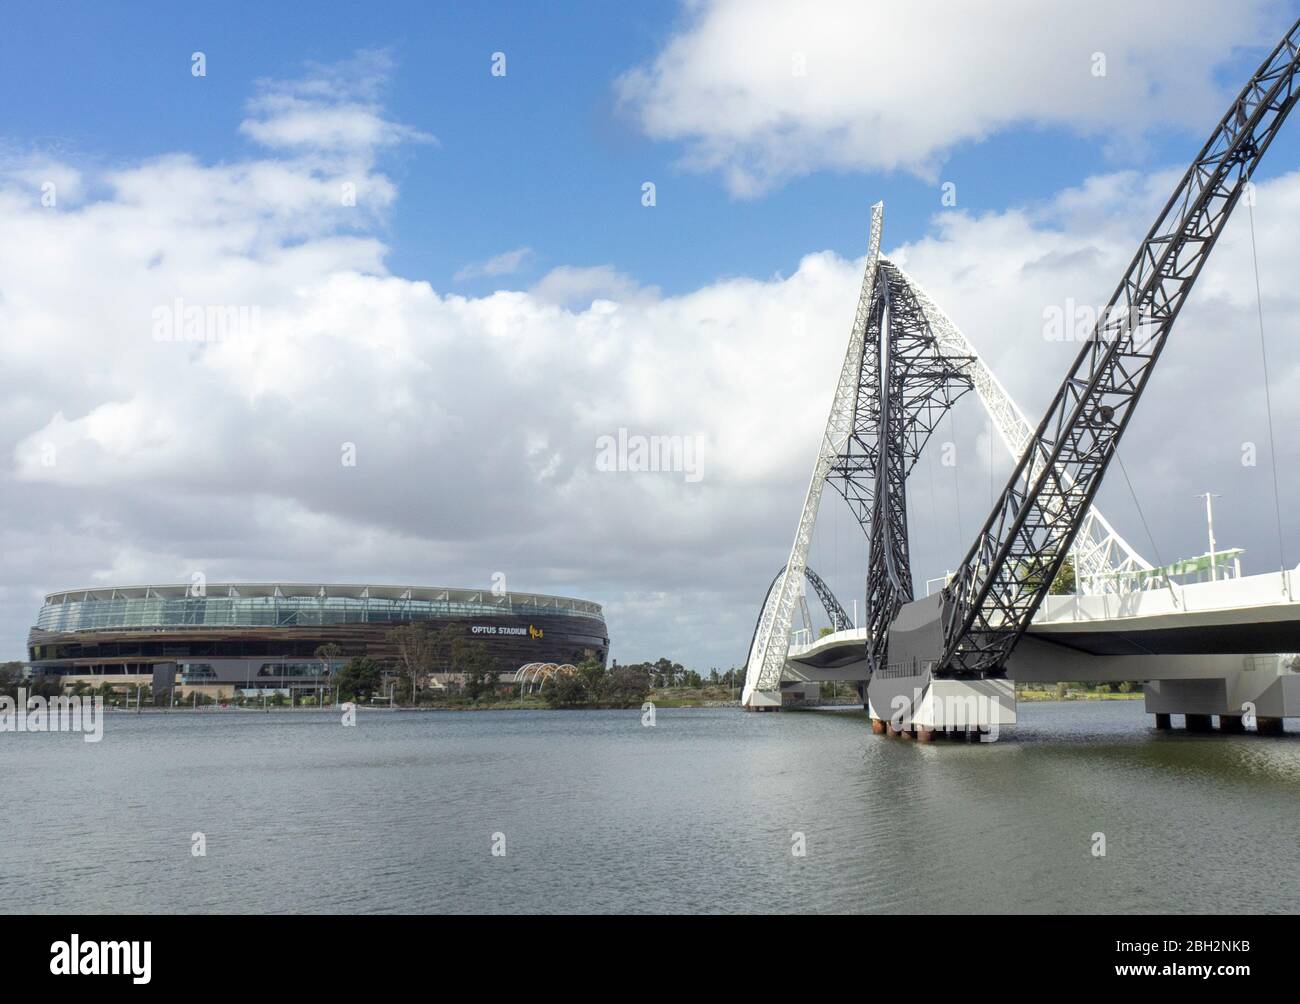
1115, 450, 1178, 605
834, 485, 843, 625
926, 429, 939, 534
1247, 199, 1287, 586
946, 409, 964, 558
924, 432, 941, 593
988, 418, 995, 509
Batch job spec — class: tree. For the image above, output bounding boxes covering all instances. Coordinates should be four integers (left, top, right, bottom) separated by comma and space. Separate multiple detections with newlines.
605, 666, 650, 707
0, 662, 25, 698
388, 623, 436, 705
336, 656, 382, 701
314, 642, 343, 706
1049, 557, 1076, 595
577, 657, 607, 700
451, 630, 499, 702
543, 672, 588, 708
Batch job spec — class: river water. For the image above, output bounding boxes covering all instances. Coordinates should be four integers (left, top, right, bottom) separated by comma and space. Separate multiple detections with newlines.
2, 702, 1297, 913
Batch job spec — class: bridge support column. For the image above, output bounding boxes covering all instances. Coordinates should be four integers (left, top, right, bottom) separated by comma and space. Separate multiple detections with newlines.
1154, 713, 1172, 730
1256, 717, 1285, 736
1218, 714, 1244, 734
1185, 713, 1214, 732
742, 689, 782, 712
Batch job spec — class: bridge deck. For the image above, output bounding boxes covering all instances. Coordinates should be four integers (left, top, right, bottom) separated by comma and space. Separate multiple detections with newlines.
785, 569, 1300, 679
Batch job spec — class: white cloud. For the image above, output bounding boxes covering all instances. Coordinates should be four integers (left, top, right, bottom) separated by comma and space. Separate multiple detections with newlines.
454, 247, 535, 282
5, 48, 1300, 675
617, 0, 1281, 195
240, 48, 434, 158
0, 157, 83, 206
528, 264, 655, 308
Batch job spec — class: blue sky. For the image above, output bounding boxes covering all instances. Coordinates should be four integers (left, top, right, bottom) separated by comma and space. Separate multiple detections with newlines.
3, 1, 1300, 668
7, 0, 1296, 296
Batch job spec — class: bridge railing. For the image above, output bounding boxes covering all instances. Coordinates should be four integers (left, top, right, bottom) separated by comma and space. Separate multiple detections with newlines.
1037, 568, 1298, 624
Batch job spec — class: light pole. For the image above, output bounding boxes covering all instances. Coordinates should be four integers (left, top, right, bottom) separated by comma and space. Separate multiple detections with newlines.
1195, 492, 1222, 581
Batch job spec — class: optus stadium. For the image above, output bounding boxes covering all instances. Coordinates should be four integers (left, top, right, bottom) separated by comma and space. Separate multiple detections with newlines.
27, 583, 609, 697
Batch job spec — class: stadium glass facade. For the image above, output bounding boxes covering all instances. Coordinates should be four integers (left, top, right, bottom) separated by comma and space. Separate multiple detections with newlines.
27, 583, 609, 696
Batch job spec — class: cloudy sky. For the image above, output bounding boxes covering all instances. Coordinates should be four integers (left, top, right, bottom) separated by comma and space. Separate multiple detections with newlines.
2, 0, 1300, 668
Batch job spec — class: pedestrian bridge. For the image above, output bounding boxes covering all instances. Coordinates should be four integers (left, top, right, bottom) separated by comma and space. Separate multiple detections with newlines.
742, 22, 1300, 736
779, 568, 1300, 725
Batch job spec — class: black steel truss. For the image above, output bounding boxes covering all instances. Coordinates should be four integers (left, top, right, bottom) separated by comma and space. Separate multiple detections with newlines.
804, 566, 854, 632
826, 262, 974, 536
938, 18, 1300, 677
864, 266, 974, 672
746, 563, 854, 663
825, 286, 885, 530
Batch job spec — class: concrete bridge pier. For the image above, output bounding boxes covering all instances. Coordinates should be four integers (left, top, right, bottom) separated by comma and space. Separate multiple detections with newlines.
1142, 673, 1298, 736
1154, 713, 1172, 730
742, 689, 781, 712
867, 715, 992, 742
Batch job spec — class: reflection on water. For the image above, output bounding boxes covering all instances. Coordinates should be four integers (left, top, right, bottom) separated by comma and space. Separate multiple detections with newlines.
1, 702, 1297, 913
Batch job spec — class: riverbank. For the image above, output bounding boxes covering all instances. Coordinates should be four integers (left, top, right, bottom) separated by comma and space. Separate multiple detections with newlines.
87, 685, 1143, 712
1016, 687, 1144, 702
90, 686, 745, 713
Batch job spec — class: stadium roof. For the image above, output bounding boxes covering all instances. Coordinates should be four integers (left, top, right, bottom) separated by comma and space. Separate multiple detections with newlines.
41, 583, 603, 616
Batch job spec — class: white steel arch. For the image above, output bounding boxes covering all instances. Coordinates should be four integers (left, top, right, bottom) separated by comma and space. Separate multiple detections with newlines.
742, 202, 884, 706
886, 259, 1153, 595
515, 663, 577, 694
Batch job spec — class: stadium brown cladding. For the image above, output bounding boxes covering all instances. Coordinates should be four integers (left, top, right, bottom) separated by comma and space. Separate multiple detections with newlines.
26, 583, 610, 682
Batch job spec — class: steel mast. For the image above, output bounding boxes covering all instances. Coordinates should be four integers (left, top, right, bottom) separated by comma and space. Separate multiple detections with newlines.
938, 19, 1300, 676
